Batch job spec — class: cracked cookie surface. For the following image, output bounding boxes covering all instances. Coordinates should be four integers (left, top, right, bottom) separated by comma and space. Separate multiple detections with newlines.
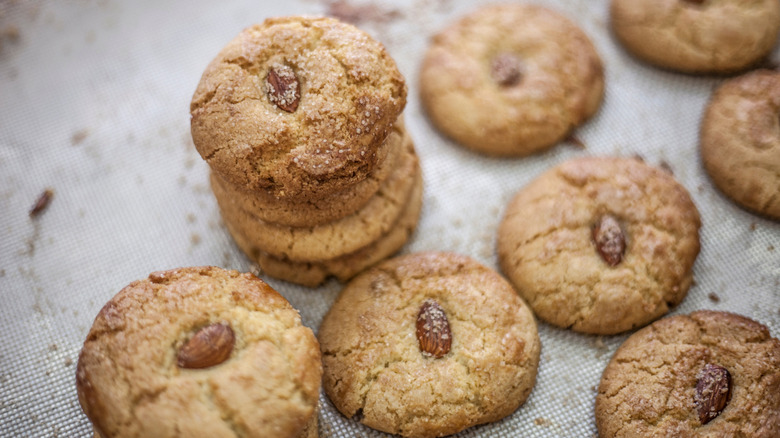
190, 16, 406, 199
701, 69, 780, 220
419, 4, 603, 156
611, 0, 780, 73
319, 252, 541, 437
497, 157, 701, 335
596, 310, 780, 437
76, 266, 322, 438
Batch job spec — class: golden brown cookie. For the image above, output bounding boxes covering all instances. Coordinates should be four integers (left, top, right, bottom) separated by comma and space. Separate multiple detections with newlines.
211, 118, 408, 228
228, 166, 423, 287
214, 133, 419, 262
76, 266, 322, 438
701, 69, 780, 220
596, 310, 780, 437
190, 16, 407, 199
611, 0, 780, 73
419, 4, 604, 156
319, 252, 541, 437
497, 157, 701, 335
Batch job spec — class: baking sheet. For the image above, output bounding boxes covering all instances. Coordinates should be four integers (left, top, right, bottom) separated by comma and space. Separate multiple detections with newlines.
0, 0, 778, 436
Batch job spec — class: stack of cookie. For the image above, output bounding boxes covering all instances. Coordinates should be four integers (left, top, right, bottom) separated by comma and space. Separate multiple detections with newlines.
189, 17, 422, 286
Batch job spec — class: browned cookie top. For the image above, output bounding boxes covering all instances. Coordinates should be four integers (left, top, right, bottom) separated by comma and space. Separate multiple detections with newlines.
611, 0, 780, 73
76, 266, 322, 438
596, 311, 780, 437
701, 69, 780, 220
498, 157, 701, 334
191, 16, 406, 199
319, 252, 540, 437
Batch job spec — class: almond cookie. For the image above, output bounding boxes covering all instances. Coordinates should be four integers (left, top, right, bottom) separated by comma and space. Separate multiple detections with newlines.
190, 16, 407, 199
596, 311, 780, 437
211, 118, 407, 228
214, 132, 419, 262
319, 252, 541, 437
498, 157, 701, 335
227, 165, 423, 287
76, 266, 322, 438
419, 4, 604, 156
611, 0, 780, 73
701, 69, 780, 220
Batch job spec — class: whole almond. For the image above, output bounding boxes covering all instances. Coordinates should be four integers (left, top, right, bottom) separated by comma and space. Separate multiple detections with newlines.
266, 65, 300, 112
695, 363, 731, 424
416, 299, 452, 358
592, 215, 626, 267
490, 53, 523, 87
177, 323, 235, 369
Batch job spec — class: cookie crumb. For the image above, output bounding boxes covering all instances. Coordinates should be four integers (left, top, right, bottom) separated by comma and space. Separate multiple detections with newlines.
326, 0, 401, 25
2, 25, 19, 42
534, 417, 552, 427
632, 153, 645, 162
565, 135, 586, 149
708, 293, 720, 303
71, 129, 88, 145
64, 358, 73, 367
48, 344, 58, 351
659, 160, 673, 175
749, 222, 757, 231
30, 189, 54, 217
190, 233, 201, 246
186, 213, 196, 224
768, 245, 775, 251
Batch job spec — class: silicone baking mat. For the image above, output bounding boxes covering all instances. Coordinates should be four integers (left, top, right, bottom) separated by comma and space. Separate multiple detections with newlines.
1, 0, 778, 436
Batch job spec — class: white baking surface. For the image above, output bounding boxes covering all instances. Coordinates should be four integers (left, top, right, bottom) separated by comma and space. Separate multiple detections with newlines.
0, 0, 778, 436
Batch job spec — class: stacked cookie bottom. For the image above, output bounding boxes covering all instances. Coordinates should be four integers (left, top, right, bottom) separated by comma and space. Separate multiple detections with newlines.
211, 119, 422, 287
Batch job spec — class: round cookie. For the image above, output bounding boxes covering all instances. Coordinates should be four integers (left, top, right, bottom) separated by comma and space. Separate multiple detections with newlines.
190, 16, 407, 199
214, 133, 419, 262
497, 157, 701, 335
701, 69, 780, 220
419, 4, 604, 156
211, 118, 408, 228
596, 311, 780, 437
319, 252, 541, 437
228, 164, 423, 287
76, 266, 322, 438
611, 0, 780, 74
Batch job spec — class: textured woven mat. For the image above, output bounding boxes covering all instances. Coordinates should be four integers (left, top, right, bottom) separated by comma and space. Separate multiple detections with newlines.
0, 0, 778, 436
